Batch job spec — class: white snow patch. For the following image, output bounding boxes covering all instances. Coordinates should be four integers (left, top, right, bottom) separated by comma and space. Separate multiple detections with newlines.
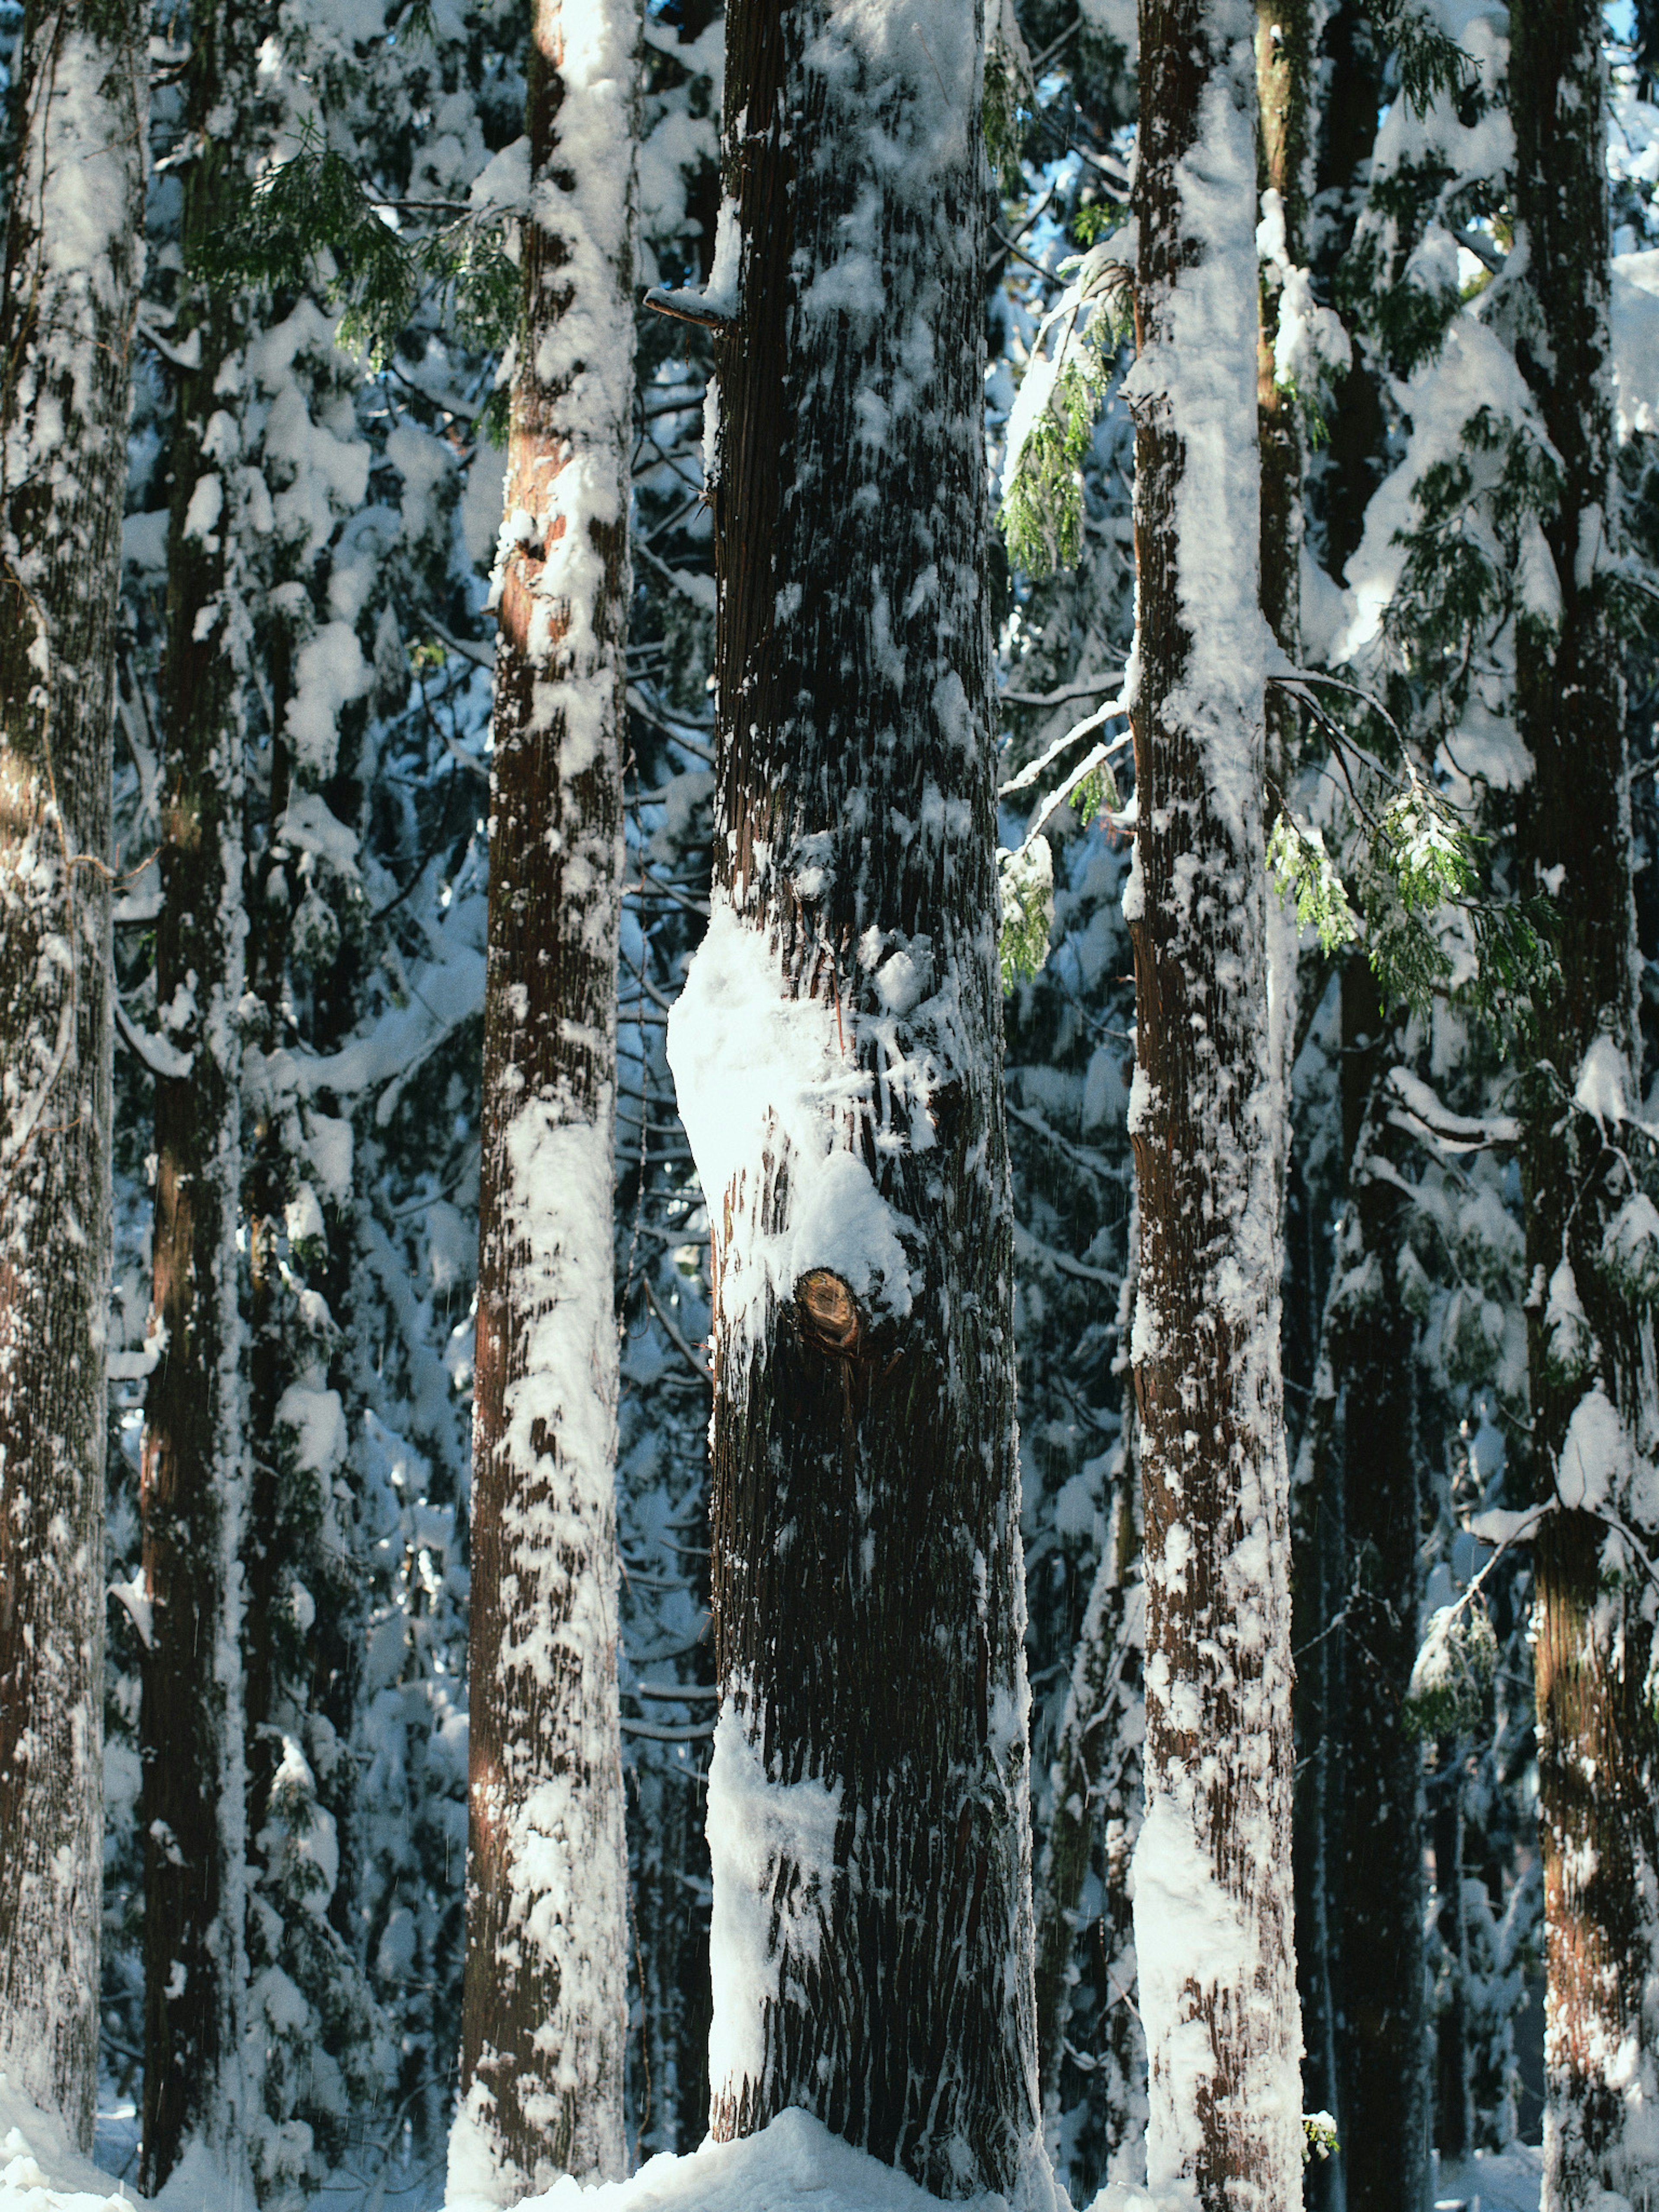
705, 1707, 842, 2122
1131, 1794, 1261, 2196
0, 2074, 144, 2209
1555, 1387, 1630, 1514
444, 2105, 992, 2212
667, 898, 913, 1344
285, 622, 372, 780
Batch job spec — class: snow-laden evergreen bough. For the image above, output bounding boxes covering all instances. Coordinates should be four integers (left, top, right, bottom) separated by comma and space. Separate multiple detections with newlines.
1509, 2, 1659, 2205
1121, 0, 1302, 2202
0, 0, 146, 2153
451, 0, 638, 2194
663, 1, 1048, 2199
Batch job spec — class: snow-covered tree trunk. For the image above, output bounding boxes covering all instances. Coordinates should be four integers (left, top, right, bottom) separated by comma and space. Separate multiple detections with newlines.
1510, 6, 1659, 2208
1124, 0, 1301, 2203
663, 3, 1044, 2197
136, 8, 252, 2189
0, 0, 145, 2151
451, 1, 638, 2193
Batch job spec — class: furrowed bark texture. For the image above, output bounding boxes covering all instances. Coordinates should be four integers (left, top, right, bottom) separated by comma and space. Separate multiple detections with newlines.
1510, 6, 1659, 2208
137, 3, 252, 2190
1125, 0, 1301, 2205
454, 0, 637, 2193
665, 3, 1044, 2197
0, 0, 145, 2148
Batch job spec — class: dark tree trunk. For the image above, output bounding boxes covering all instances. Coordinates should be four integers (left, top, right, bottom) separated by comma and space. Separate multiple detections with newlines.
1332, 973, 1429, 2212
1510, 5, 1659, 2209
664, 3, 1042, 2196
454, 0, 638, 2193
0, 0, 146, 2149
1032, 1465, 1145, 2175
137, 4, 251, 2190
1124, 0, 1300, 2202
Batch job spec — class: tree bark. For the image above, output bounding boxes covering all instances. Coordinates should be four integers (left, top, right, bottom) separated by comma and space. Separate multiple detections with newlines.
663, 3, 1044, 2197
0, 0, 145, 2151
1510, 6, 1659, 2210
452, 0, 638, 2193
1332, 987, 1429, 2212
1125, 0, 1301, 2204
137, 3, 253, 2190
1033, 1466, 1145, 2180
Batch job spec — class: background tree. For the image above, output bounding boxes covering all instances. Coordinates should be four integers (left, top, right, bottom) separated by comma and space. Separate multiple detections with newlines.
134, 0, 260, 2187
0, 0, 146, 2152
1511, 0, 1659, 2204
451, 0, 639, 2193
664, 0, 1045, 2196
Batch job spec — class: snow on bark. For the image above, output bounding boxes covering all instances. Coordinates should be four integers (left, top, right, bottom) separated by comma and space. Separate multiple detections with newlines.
453, 0, 638, 2193
133, 10, 261, 2193
0, 0, 146, 2152
1122, 1, 1302, 2206
662, 2, 1047, 2200
1509, 6, 1659, 2210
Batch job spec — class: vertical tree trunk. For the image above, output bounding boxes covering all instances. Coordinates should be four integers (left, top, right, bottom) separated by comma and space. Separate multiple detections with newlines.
663, 3, 1044, 2197
1032, 1465, 1146, 2179
0, 0, 145, 2151
1255, 0, 1310, 719
1510, 8, 1659, 2210
452, 1, 638, 2193
137, 3, 253, 2191
1125, 0, 1301, 2204
1332, 985, 1429, 2212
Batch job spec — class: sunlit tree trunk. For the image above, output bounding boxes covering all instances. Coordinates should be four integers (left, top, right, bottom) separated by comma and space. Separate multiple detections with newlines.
1511, 6, 1659, 2209
1125, 0, 1301, 2203
664, 2, 1045, 2196
451, 0, 639, 2194
0, 0, 146, 2151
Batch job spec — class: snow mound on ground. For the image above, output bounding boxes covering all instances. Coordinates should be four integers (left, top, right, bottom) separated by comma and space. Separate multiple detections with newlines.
450, 2108, 1013, 2212
0, 2079, 141, 2210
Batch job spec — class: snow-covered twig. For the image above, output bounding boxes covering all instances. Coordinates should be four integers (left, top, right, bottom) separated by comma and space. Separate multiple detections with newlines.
114, 998, 196, 1080
1386, 1067, 1520, 1154
639, 1275, 712, 1387
1000, 694, 1130, 796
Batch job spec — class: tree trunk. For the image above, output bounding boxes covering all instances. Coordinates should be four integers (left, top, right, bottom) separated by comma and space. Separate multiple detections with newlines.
1510, 6, 1659, 2210
1125, 0, 1301, 2204
452, 1, 638, 2193
663, 3, 1043, 2197
137, 5, 253, 2190
1033, 1465, 1145, 2180
1332, 987, 1429, 2212
0, 0, 145, 2152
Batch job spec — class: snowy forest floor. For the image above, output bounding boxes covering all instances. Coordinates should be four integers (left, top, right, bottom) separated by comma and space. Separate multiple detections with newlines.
0, 2077, 1548, 2212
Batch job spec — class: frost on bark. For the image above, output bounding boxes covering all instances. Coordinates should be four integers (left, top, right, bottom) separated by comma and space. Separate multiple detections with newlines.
1510, 5, 1659, 2208
661, 3, 1044, 2199
136, 2, 252, 2190
0, 0, 145, 2150
451, 0, 637, 2193
1123, 0, 1301, 2204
